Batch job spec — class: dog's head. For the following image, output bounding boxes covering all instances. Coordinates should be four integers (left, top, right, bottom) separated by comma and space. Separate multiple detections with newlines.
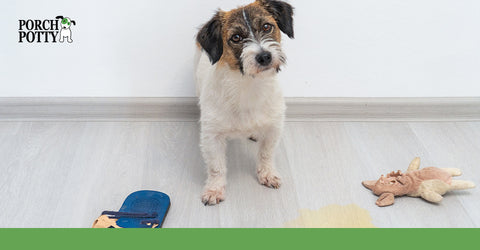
56, 16, 76, 30
197, 0, 294, 76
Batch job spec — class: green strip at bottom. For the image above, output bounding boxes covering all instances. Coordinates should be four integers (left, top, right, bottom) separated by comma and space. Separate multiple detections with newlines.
0, 229, 478, 250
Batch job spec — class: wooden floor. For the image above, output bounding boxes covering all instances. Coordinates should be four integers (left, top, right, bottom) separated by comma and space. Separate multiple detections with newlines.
0, 121, 479, 228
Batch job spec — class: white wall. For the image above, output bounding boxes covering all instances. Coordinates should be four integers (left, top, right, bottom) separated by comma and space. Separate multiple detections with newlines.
1, 0, 479, 97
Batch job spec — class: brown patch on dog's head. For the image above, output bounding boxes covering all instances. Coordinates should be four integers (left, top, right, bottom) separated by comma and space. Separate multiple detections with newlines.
197, 0, 294, 75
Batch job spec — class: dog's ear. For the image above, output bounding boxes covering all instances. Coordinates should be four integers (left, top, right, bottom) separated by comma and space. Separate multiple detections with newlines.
197, 11, 224, 65
56, 16, 64, 20
71, 20, 76, 25
257, 0, 294, 38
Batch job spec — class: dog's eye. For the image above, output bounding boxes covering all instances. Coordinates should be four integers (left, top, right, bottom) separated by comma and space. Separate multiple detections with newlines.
230, 34, 243, 43
262, 24, 273, 33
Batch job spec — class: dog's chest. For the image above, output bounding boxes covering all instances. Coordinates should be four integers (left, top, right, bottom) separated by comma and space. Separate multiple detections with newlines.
201, 69, 285, 133
229, 91, 279, 127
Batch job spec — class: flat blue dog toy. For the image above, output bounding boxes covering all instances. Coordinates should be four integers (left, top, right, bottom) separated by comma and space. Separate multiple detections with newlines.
93, 191, 170, 228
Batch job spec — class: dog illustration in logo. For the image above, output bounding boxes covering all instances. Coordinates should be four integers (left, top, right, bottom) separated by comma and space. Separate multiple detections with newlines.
56, 16, 76, 43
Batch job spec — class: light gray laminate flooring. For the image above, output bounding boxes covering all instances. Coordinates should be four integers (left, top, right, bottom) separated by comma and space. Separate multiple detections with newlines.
0, 121, 479, 228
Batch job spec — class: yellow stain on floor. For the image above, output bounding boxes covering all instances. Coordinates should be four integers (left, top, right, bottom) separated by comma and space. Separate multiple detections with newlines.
284, 204, 376, 228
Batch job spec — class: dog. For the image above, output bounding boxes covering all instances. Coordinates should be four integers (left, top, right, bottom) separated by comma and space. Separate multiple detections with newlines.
194, 0, 294, 205
56, 16, 76, 43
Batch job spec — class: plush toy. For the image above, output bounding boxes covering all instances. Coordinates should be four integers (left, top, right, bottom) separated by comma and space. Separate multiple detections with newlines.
362, 158, 475, 207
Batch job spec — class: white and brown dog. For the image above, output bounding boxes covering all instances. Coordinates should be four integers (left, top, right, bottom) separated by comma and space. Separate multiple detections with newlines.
195, 0, 294, 205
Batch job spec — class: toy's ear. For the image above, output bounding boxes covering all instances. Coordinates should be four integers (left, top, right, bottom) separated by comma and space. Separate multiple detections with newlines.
56, 16, 64, 20
376, 193, 395, 207
362, 180, 376, 191
71, 20, 76, 25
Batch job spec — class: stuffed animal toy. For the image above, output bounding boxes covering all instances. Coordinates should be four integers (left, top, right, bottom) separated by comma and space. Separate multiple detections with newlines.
362, 158, 475, 207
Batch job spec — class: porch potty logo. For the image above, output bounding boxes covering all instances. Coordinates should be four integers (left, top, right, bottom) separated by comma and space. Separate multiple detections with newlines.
18, 16, 76, 43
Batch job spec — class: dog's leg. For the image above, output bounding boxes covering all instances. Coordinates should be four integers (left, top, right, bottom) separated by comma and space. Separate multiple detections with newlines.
200, 130, 227, 205
67, 30, 73, 43
256, 125, 282, 189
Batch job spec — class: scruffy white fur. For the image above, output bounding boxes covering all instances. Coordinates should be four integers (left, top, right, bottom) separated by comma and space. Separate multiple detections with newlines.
195, 49, 286, 205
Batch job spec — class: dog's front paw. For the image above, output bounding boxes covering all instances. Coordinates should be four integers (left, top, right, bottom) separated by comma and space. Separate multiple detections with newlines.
202, 187, 226, 206
257, 168, 282, 189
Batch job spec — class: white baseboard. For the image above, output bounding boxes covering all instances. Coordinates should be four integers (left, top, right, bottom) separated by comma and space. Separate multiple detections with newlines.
1, 97, 479, 122
285, 97, 480, 121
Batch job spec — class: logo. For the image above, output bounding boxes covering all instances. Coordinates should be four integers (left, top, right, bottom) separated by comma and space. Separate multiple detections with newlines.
18, 15, 76, 43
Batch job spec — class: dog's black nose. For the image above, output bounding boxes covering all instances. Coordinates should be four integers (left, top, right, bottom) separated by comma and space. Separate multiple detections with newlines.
256, 52, 272, 66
